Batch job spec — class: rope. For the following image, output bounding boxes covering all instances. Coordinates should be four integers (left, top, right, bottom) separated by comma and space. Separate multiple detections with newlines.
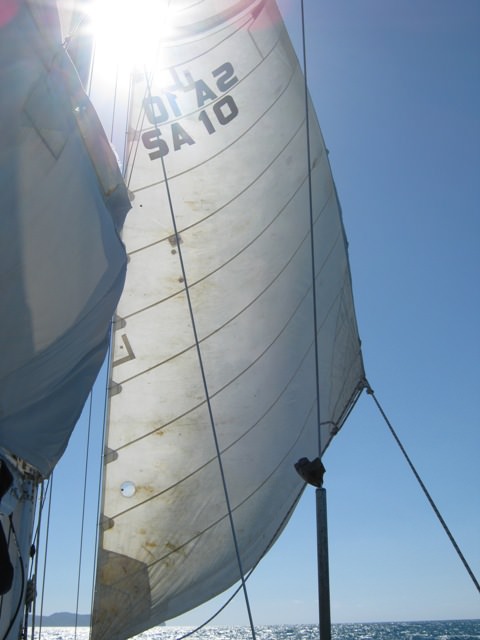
366, 384, 480, 594
28, 481, 44, 640
160, 151, 257, 638
141, 63, 257, 639
170, 489, 303, 640
300, 0, 322, 457
89, 346, 114, 623
173, 579, 248, 640
108, 62, 121, 144
89, 341, 119, 629
38, 478, 54, 640
74, 393, 95, 640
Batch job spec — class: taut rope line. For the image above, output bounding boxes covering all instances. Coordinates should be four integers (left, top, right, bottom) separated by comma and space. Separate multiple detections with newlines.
366, 384, 480, 594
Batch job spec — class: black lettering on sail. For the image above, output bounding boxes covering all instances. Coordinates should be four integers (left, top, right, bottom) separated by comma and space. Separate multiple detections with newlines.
113, 334, 136, 367
143, 96, 169, 124
142, 129, 169, 159
213, 62, 238, 92
195, 79, 217, 107
171, 123, 195, 150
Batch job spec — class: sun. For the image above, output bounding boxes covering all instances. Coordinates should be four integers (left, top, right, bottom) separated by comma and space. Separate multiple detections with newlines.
85, 0, 174, 74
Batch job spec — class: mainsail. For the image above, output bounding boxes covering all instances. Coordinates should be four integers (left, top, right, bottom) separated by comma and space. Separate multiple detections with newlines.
0, 1, 129, 636
92, 1, 365, 638
0, 0, 129, 476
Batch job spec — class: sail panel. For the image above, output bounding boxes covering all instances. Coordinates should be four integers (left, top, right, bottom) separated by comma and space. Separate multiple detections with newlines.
93, 1, 364, 638
0, 1, 129, 476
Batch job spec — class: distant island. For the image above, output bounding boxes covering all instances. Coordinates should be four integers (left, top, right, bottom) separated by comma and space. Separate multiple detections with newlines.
33, 612, 90, 627
32, 613, 165, 627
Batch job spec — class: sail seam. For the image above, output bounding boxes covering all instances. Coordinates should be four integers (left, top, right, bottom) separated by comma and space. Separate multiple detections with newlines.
119, 171, 335, 339
124, 11, 288, 189
127, 61, 306, 191
127, 114, 320, 260
113, 214, 340, 400
127, 9, 283, 136
140, 54, 258, 628
108, 273, 359, 498
100, 401, 316, 568
108, 309, 319, 464
108, 283, 355, 502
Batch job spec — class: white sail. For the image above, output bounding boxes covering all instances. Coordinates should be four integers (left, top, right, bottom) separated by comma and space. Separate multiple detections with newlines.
92, 1, 364, 638
0, 2, 130, 637
0, 0, 129, 478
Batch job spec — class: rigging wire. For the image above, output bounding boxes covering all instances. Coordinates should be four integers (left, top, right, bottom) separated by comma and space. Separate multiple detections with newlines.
89, 344, 115, 623
173, 576, 250, 640
74, 392, 96, 640
38, 478, 54, 640
170, 483, 304, 640
108, 61, 122, 144
160, 149, 258, 640
300, 0, 322, 457
81, 8, 128, 620
27, 481, 44, 640
141, 61, 257, 639
28, 475, 56, 640
366, 384, 480, 594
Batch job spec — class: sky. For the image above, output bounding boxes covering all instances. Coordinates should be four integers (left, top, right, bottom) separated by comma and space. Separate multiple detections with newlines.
38, 0, 479, 628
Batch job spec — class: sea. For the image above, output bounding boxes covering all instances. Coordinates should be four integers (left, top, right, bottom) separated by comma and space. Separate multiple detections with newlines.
32, 620, 480, 640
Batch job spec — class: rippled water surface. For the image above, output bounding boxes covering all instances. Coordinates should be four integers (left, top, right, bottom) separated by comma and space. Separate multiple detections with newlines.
34, 620, 480, 640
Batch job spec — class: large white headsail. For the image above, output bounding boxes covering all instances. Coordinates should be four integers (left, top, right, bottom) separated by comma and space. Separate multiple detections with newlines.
0, 0, 129, 478
92, 1, 364, 638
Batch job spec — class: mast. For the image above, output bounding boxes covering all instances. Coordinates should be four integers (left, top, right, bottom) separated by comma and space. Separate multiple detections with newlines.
316, 486, 331, 640
294, 458, 331, 640
297, 0, 332, 633
295, 0, 365, 635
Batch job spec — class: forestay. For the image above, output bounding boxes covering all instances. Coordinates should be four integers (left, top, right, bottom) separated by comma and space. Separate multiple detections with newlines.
92, 1, 364, 638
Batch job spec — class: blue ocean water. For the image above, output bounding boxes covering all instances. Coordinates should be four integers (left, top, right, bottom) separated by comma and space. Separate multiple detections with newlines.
36, 620, 480, 640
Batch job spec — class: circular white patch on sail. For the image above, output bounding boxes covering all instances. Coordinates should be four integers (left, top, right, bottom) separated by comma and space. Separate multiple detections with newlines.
120, 481, 136, 497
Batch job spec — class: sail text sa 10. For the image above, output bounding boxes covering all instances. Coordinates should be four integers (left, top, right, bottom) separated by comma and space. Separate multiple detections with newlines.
141, 62, 240, 159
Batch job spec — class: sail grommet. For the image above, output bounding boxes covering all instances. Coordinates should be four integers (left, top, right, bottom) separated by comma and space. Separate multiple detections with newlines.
120, 481, 136, 497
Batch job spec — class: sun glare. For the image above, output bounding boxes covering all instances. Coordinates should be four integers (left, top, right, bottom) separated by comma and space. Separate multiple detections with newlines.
86, 0, 174, 72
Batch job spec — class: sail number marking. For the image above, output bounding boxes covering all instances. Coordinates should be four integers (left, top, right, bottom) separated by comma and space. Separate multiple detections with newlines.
141, 62, 239, 160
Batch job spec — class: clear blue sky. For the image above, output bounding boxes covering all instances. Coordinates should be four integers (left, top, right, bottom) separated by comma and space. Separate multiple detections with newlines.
40, 0, 479, 626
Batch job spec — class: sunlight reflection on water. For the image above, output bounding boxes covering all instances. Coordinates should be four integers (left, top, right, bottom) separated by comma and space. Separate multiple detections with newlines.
32, 620, 480, 640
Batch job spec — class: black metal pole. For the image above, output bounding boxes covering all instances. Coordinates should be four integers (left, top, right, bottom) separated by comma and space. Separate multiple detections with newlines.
294, 458, 331, 640
316, 487, 331, 640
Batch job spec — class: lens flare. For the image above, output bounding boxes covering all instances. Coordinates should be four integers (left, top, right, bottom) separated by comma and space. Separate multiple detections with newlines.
86, 0, 173, 73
